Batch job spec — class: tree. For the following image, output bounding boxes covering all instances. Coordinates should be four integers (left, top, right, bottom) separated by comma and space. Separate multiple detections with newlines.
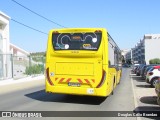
149, 58, 160, 64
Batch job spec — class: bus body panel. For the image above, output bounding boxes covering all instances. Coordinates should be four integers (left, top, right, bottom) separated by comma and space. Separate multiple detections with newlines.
46, 57, 103, 88
45, 28, 121, 97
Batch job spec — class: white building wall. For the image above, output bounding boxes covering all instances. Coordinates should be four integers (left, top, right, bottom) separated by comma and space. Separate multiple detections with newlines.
0, 11, 10, 54
145, 38, 160, 64
121, 49, 130, 58
0, 11, 11, 79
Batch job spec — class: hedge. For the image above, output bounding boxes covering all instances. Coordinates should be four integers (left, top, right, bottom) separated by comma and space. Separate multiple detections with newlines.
25, 64, 44, 75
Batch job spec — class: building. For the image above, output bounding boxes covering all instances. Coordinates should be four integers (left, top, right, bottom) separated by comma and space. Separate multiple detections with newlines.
132, 40, 145, 64
10, 43, 30, 79
121, 49, 131, 63
127, 34, 160, 64
10, 43, 30, 60
0, 11, 30, 79
125, 50, 132, 64
0, 11, 10, 54
0, 11, 11, 79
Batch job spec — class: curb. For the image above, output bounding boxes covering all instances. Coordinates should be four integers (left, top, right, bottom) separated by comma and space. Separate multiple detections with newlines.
0, 75, 45, 86
130, 73, 142, 120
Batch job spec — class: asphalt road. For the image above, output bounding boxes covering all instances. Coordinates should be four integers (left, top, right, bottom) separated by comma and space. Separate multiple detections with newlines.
0, 68, 138, 120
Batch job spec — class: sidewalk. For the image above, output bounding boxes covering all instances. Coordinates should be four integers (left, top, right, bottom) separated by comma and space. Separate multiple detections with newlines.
0, 75, 45, 95
0, 75, 45, 86
130, 72, 160, 120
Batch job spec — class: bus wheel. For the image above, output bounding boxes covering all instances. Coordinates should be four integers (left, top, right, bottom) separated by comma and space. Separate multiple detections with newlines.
111, 90, 114, 95
118, 79, 120, 85
111, 82, 115, 95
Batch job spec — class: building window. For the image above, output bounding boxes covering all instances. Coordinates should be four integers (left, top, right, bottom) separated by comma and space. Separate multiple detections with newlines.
154, 37, 157, 39
144, 36, 152, 39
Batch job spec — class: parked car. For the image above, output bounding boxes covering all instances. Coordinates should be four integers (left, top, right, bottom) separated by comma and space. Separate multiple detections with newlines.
141, 64, 158, 79
122, 63, 130, 68
131, 64, 139, 74
155, 78, 160, 105
136, 64, 145, 76
140, 65, 148, 78
143, 65, 156, 80
146, 65, 160, 87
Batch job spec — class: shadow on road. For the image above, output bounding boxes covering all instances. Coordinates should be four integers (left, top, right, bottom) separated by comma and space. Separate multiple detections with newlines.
25, 89, 106, 105
131, 74, 145, 82
140, 96, 157, 105
136, 84, 151, 88
134, 106, 160, 120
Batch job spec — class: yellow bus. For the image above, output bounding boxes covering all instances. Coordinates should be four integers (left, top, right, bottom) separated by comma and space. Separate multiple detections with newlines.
45, 28, 122, 97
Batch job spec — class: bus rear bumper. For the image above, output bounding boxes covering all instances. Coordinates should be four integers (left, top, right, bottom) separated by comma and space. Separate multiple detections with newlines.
45, 84, 109, 97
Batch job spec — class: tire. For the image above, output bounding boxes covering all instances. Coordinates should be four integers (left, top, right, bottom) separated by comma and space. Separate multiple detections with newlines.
111, 90, 114, 95
111, 83, 114, 95
136, 72, 140, 76
111, 78, 116, 95
151, 78, 158, 87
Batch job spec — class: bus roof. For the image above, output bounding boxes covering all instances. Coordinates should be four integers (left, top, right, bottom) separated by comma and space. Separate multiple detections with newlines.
49, 28, 107, 33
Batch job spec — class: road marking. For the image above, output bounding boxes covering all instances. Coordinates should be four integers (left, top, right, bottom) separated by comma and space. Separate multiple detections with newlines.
130, 72, 142, 120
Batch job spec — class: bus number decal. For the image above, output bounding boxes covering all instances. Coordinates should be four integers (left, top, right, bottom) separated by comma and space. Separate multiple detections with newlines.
83, 44, 91, 49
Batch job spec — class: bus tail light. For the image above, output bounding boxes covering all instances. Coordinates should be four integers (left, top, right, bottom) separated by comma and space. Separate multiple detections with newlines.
96, 70, 106, 88
46, 68, 54, 85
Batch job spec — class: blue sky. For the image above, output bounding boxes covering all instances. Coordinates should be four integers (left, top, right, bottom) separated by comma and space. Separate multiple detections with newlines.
1, 0, 160, 52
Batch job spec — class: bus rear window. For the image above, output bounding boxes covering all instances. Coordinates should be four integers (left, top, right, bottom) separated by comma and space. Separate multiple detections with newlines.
52, 32, 102, 51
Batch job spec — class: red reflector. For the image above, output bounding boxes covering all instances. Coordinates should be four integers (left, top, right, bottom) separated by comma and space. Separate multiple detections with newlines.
77, 79, 83, 84
46, 68, 54, 85
66, 78, 72, 83
59, 78, 65, 83
91, 79, 95, 83
84, 79, 90, 84
96, 70, 106, 88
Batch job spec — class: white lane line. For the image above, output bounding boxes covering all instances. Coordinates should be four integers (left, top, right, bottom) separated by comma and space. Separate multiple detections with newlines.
130, 72, 142, 120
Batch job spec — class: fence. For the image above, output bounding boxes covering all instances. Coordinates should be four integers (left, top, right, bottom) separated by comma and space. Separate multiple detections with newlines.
0, 54, 45, 80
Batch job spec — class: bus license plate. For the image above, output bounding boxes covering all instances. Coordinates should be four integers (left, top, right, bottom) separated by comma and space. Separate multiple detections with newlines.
68, 82, 81, 87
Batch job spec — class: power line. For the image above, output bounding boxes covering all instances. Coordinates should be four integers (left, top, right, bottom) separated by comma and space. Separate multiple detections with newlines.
11, 0, 67, 28
11, 18, 48, 35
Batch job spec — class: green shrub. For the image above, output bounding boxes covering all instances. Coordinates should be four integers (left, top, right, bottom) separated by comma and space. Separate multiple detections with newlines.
25, 64, 44, 75
149, 58, 160, 64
